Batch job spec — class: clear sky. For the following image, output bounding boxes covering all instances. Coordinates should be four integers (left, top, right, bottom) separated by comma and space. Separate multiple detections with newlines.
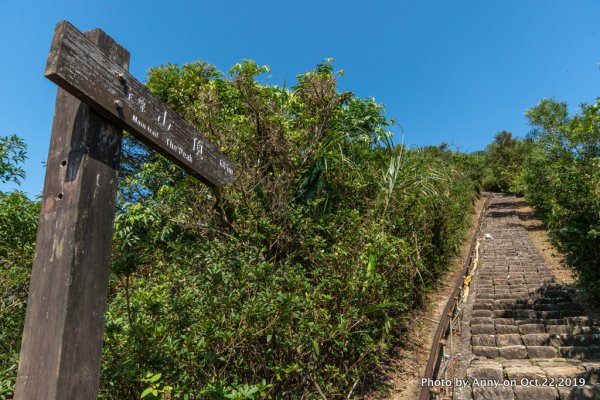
1, 0, 599, 196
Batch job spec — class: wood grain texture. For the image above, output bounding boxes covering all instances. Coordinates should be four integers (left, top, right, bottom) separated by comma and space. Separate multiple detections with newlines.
45, 20, 235, 187
14, 26, 130, 400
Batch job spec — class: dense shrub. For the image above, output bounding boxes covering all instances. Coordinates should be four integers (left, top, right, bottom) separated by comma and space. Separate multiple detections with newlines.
99, 59, 476, 399
0, 59, 477, 399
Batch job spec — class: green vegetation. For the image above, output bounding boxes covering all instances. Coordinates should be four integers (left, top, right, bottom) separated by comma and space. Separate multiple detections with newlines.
0, 135, 27, 185
521, 98, 600, 297
4, 56, 599, 399
0, 59, 478, 399
480, 97, 600, 298
479, 131, 531, 193
0, 135, 38, 399
3, 54, 599, 399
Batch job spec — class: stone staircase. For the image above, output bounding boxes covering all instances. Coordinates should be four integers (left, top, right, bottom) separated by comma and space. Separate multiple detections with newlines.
455, 195, 600, 400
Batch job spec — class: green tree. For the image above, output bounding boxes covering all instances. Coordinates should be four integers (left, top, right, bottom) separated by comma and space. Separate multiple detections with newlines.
0, 135, 27, 185
522, 97, 600, 297
0, 134, 39, 399
482, 131, 530, 193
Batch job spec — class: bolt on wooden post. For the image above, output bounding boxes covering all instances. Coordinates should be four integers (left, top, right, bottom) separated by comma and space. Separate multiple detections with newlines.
15, 20, 234, 399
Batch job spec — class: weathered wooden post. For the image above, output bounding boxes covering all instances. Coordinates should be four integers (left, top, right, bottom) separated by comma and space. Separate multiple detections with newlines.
15, 21, 234, 399
14, 26, 130, 400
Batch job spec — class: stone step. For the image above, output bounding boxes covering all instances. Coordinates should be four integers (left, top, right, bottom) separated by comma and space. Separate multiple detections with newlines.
557, 385, 600, 400
521, 333, 600, 347
534, 302, 584, 311
458, 196, 600, 399
534, 296, 572, 304
551, 335, 600, 347
548, 326, 600, 335
546, 320, 590, 328
557, 346, 600, 360
474, 321, 598, 336
490, 302, 585, 312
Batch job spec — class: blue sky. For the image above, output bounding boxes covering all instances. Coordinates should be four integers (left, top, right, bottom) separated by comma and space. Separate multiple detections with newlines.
1, 0, 599, 196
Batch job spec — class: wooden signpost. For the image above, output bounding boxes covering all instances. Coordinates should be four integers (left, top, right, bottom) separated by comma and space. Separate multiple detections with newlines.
14, 20, 234, 399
